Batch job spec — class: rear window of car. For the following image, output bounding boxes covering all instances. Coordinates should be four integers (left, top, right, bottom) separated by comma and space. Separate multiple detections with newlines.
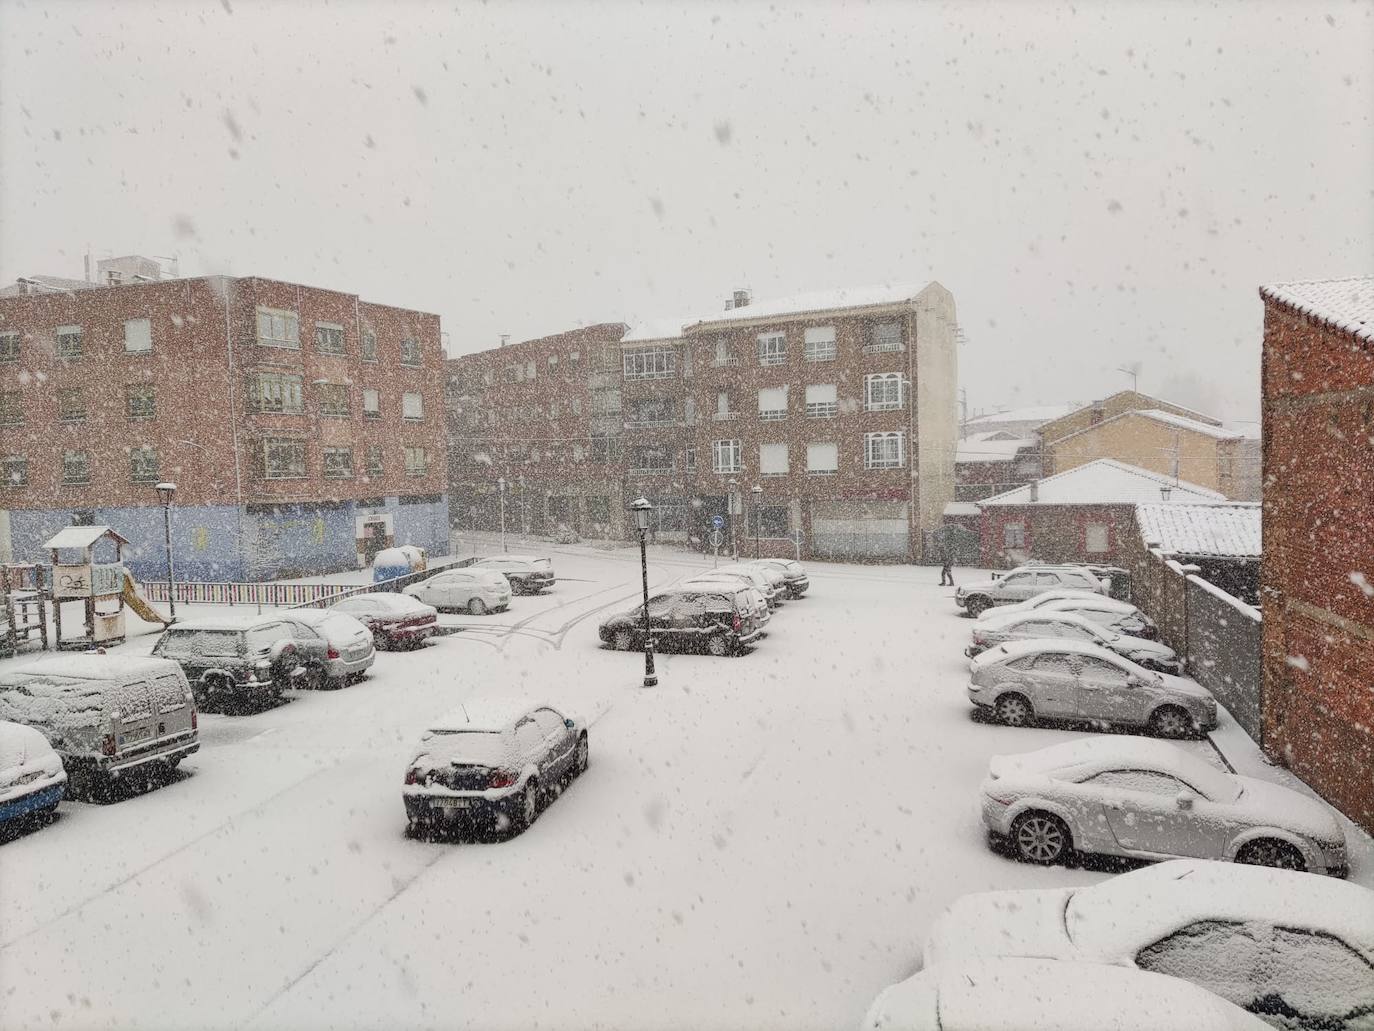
424, 730, 511, 766
321, 615, 361, 637
154, 629, 242, 658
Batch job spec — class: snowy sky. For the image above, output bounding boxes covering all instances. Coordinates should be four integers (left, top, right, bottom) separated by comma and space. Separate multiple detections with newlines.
2, 0, 1371, 423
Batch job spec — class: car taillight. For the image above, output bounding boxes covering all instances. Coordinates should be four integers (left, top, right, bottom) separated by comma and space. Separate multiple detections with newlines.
327, 645, 340, 660
732, 612, 741, 633
489, 769, 516, 789
404, 768, 419, 785
191, 709, 198, 731
101, 733, 117, 757
972, 631, 987, 644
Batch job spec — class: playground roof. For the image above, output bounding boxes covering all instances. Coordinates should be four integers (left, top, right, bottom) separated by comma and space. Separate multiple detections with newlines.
43, 526, 130, 550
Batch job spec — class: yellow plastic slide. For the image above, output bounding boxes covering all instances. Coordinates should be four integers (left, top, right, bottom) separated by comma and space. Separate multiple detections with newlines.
122, 571, 170, 626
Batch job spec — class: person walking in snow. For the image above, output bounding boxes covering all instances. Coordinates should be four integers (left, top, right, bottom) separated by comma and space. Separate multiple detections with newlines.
940, 556, 954, 587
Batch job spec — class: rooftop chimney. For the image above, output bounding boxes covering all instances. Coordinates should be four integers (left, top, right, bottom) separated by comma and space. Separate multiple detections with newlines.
1028, 480, 1039, 502
726, 288, 751, 311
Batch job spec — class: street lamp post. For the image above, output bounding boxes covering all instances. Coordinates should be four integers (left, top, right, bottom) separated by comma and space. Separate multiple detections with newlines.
154, 481, 178, 622
751, 484, 763, 559
498, 477, 508, 552
630, 497, 657, 688
727, 477, 738, 559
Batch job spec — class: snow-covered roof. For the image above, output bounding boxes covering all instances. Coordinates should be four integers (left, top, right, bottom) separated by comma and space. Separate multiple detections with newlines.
1260, 275, 1374, 344
964, 404, 1078, 429
1048, 408, 1241, 449
621, 317, 694, 344
1137, 502, 1260, 559
428, 696, 543, 733
0, 275, 99, 298
979, 459, 1224, 507
956, 433, 1034, 463
688, 282, 924, 328
42, 525, 130, 550
165, 613, 279, 631
3, 654, 182, 681
943, 501, 982, 517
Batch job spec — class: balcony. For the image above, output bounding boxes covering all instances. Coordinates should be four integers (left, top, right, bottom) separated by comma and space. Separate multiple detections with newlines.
711, 357, 740, 368
712, 411, 740, 422
804, 348, 837, 363
759, 354, 786, 367
865, 401, 905, 413
624, 418, 681, 430
863, 341, 904, 355
758, 409, 786, 421
805, 402, 838, 419
630, 465, 676, 475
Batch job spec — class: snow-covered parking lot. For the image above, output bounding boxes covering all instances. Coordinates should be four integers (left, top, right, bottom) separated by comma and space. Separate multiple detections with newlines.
1, 543, 1370, 1031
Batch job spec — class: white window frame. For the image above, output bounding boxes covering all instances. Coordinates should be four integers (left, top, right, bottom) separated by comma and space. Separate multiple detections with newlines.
124, 318, 152, 354
255, 307, 300, 348
361, 328, 378, 362
404, 446, 428, 477
402, 392, 424, 421
757, 331, 786, 366
399, 338, 423, 367
867, 321, 904, 353
322, 446, 354, 480
806, 442, 838, 474
250, 372, 303, 414
1085, 523, 1110, 554
264, 439, 307, 480
805, 384, 838, 419
365, 446, 384, 476
803, 326, 836, 362
760, 443, 789, 476
56, 325, 82, 359
58, 388, 86, 423
127, 383, 156, 420
130, 446, 159, 483
0, 331, 18, 362
865, 373, 906, 412
712, 439, 742, 474
623, 348, 677, 380
757, 386, 787, 421
1004, 522, 1026, 549
61, 449, 90, 485
317, 382, 350, 418
315, 322, 346, 354
362, 388, 381, 419
864, 431, 905, 469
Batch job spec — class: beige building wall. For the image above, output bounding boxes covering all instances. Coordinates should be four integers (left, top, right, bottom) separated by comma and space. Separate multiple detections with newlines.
1047, 413, 1226, 491
1038, 390, 1220, 448
913, 282, 959, 545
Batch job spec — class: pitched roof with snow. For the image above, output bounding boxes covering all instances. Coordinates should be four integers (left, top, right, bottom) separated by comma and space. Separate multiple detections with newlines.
1053, 408, 1242, 446
964, 404, 1079, 430
956, 434, 1035, 463
1260, 275, 1374, 344
979, 460, 1224, 507
0, 275, 100, 298
621, 316, 696, 344
1136, 502, 1261, 559
43, 525, 130, 550
687, 282, 926, 328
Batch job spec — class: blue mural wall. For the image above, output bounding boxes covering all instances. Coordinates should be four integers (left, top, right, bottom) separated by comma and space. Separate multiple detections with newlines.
5, 494, 449, 584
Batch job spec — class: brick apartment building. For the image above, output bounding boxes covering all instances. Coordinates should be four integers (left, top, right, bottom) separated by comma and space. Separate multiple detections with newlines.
0, 264, 448, 581
1258, 275, 1374, 834
446, 282, 959, 562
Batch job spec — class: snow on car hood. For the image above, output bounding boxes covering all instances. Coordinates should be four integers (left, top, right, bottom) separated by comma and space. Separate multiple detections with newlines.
0, 720, 66, 801
923, 887, 1077, 968
1114, 638, 1178, 663
1228, 776, 1345, 843
1153, 672, 1213, 700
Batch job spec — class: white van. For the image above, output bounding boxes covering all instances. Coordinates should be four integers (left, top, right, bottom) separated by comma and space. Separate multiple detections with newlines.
0, 655, 199, 797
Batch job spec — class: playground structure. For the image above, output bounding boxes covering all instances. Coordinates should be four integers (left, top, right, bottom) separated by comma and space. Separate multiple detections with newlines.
44, 525, 170, 651
1, 564, 49, 658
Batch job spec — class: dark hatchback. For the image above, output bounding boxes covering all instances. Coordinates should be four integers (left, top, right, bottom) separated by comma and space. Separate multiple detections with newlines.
151, 614, 330, 707
598, 585, 764, 657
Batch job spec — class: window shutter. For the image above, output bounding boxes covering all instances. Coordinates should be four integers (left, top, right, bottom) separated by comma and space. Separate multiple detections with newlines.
760, 443, 789, 475
757, 387, 787, 412
805, 384, 837, 404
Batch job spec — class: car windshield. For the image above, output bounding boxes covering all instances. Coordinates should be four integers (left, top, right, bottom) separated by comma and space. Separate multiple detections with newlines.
153, 629, 241, 658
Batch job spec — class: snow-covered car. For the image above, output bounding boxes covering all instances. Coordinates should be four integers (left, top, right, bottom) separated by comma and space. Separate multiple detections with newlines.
967, 639, 1215, 737
861, 957, 1270, 1031
731, 561, 787, 603
598, 585, 765, 656
469, 555, 555, 594
976, 589, 1158, 639
682, 577, 770, 628
978, 737, 1348, 875
328, 592, 439, 650
402, 697, 588, 837
923, 860, 1374, 1028
286, 609, 376, 686
405, 568, 512, 615
0, 719, 68, 827
0, 656, 199, 795
153, 614, 330, 701
685, 566, 777, 610
750, 558, 809, 598
967, 610, 1181, 673
955, 567, 1107, 616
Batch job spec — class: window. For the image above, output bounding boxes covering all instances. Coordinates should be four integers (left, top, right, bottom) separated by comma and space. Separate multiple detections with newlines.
759, 505, 789, 537
1079, 655, 1133, 685
1029, 652, 1074, 674
58, 388, 87, 423
62, 449, 90, 485
315, 322, 345, 354
806, 442, 838, 474
255, 307, 300, 348
362, 389, 381, 419
323, 447, 354, 479
1082, 770, 1186, 796
361, 329, 378, 362
758, 386, 787, 420
248, 372, 304, 414
865, 373, 905, 411
0, 391, 21, 425
130, 446, 159, 483
264, 438, 307, 479
591, 389, 621, 415
571, 398, 582, 415
804, 326, 836, 362
760, 443, 789, 476
126, 383, 156, 420
715, 390, 734, 419
124, 318, 152, 353
317, 382, 350, 417
623, 348, 676, 379
365, 446, 383, 476
587, 496, 611, 523
402, 392, 424, 420
805, 384, 838, 418
864, 431, 905, 469
867, 321, 903, 353
757, 331, 786, 365
404, 446, 428, 476
1003, 522, 1026, 548
590, 435, 621, 464
712, 337, 737, 366
684, 448, 697, 471
401, 338, 422, 366
3, 455, 27, 487
56, 326, 82, 359
630, 445, 674, 474
712, 439, 742, 473
1085, 523, 1110, 553
0, 331, 17, 362
628, 398, 676, 426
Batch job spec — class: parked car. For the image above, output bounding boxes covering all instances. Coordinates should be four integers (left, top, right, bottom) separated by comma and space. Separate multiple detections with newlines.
861, 957, 1270, 1031
152, 614, 329, 705
731, 561, 787, 604
681, 577, 770, 628
0, 719, 68, 827
405, 568, 511, 615
402, 697, 588, 837
470, 555, 555, 594
955, 567, 1107, 616
751, 558, 810, 598
329, 592, 439, 650
286, 608, 376, 686
977, 589, 1158, 639
686, 567, 777, 611
968, 610, 1182, 673
977, 737, 1348, 875
0, 656, 199, 795
967, 639, 1215, 737
598, 585, 765, 656
923, 860, 1374, 1028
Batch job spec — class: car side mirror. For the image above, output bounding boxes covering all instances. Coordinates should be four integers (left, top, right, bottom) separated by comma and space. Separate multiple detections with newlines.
269, 640, 296, 663
1175, 791, 1196, 811
564, 718, 575, 730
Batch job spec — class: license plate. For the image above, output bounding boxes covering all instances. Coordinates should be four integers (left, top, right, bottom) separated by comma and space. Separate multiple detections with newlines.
431, 797, 471, 809
122, 726, 152, 744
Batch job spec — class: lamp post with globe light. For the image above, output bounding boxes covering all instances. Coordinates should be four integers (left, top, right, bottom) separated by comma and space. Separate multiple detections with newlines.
751, 484, 763, 559
630, 497, 657, 687
154, 481, 178, 622
498, 476, 508, 552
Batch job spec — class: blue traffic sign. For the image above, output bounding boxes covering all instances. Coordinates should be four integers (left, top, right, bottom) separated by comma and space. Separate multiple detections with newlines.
711, 515, 725, 530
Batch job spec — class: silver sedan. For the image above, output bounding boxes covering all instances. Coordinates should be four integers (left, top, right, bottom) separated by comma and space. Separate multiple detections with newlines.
967, 639, 1215, 738
967, 611, 1181, 673
979, 737, 1349, 875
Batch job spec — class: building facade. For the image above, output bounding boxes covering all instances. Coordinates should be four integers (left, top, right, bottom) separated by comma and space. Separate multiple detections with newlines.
1258, 276, 1374, 834
0, 272, 448, 581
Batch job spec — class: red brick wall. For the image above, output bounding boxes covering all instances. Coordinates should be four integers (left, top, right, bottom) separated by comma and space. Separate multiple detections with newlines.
1260, 295, 1374, 833
979, 503, 1133, 567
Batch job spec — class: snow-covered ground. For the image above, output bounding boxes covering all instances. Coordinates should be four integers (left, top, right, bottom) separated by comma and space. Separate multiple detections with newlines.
0, 547, 1369, 1031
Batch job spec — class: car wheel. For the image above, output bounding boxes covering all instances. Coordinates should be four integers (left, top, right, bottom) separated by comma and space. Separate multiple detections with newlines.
574, 734, 589, 776
468, 597, 487, 616
1011, 811, 1071, 865
612, 629, 633, 651
1149, 705, 1191, 739
513, 779, 539, 833
1236, 838, 1306, 872
994, 692, 1034, 727
706, 633, 730, 657
299, 663, 327, 692
965, 596, 991, 618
